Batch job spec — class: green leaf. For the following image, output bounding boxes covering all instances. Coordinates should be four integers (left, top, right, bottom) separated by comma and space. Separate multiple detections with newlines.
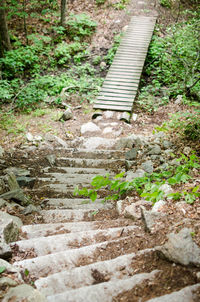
89, 191, 97, 202
24, 269, 29, 277
0, 267, 6, 274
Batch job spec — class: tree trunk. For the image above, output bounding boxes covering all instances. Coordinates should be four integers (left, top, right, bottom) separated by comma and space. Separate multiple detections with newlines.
61, 0, 67, 26
0, 0, 11, 56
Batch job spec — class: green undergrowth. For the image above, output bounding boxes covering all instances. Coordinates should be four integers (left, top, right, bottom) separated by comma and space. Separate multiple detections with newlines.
139, 12, 200, 110
74, 153, 200, 205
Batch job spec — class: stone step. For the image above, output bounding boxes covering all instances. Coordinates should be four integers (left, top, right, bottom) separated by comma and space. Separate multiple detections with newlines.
51, 148, 125, 159
40, 209, 96, 223
46, 270, 159, 302
13, 237, 138, 277
21, 219, 132, 239
35, 248, 153, 296
146, 284, 200, 302
56, 157, 124, 170
13, 226, 137, 257
46, 198, 112, 210
42, 167, 109, 175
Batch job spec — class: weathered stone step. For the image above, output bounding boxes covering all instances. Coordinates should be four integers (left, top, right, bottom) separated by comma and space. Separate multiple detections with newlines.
40, 209, 96, 223
35, 249, 153, 296
146, 284, 200, 302
51, 148, 125, 159
46, 198, 112, 210
13, 236, 140, 277
21, 219, 132, 239
42, 167, 109, 175
46, 270, 159, 302
56, 157, 124, 169
13, 226, 137, 257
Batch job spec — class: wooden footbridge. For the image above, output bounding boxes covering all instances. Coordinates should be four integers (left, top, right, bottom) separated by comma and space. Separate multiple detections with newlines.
93, 16, 157, 112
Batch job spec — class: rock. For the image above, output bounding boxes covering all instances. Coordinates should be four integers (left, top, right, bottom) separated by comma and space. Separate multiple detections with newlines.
159, 184, 173, 196
183, 146, 192, 156
46, 154, 56, 166
0, 146, 4, 157
0, 238, 12, 259
0, 189, 29, 206
152, 200, 166, 213
0, 276, 17, 288
2, 284, 47, 302
100, 61, 107, 69
0, 211, 22, 229
6, 173, 20, 191
92, 111, 103, 120
162, 140, 172, 149
148, 144, 162, 155
159, 163, 169, 170
4, 167, 30, 177
59, 108, 73, 121
103, 127, 113, 134
125, 148, 137, 160
140, 206, 163, 232
82, 137, 115, 150
146, 284, 200, 302
125, 160, 135, 170
53, 135, 68, 148
0, 179, 6, 195
132, 113, 138, 121
26, 132, 34, 142
34, 135, 43, 142
157, 228, 200, 266
104, 111, 114, 119
16, 176, 35, 188
119, 112, 131, 123
164, 149, 174, 158
0, 198, 6, 208
116, 135, 143, 149
22, 204, 38, 215
141, 161, 154, 174
175, 94, 183, 104
124, 200, 148, 220
170, 159, 179, 166
126, 169, 145, 181
116, 200, 124, 215
0, 259, 22, 281
122, 25, 128, 32
81, 122, 101, 134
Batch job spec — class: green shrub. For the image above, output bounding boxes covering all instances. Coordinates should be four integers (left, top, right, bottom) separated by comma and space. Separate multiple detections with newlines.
159, 0, 171, 8
105, 34, 122, 65
54, 42, 89, 65
146, 17, 200, 100
66, 13, 97, 39
0, 47, 39, 78
0, 80, 14, 102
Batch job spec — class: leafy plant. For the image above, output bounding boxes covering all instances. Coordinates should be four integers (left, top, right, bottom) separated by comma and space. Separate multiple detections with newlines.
74, 153, 200, 205
159, 0, 171, 8
145, 17, 200, 100
0, 267, 6, 274
66, 14, 97, 40
105, 34, 122, 65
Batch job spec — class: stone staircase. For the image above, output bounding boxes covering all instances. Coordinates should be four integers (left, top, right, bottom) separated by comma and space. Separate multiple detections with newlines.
10, 145, 200, 301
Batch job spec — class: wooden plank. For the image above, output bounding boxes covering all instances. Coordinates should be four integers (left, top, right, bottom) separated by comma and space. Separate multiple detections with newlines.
93, 15, 156, 112
103, 81, 138, 87
100, 88, 135, 95
93, 104, 132, 111
97, 96, 134, 102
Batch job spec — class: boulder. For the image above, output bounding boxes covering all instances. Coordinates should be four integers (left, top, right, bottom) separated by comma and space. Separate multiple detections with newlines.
148, 144, 162, 155
81, 122, 101, 134
141, 206, 163, 233
46, 154, 56, 166
0, 259, 22, 281
125, 148, 137, 160
2, 284, 47, 302
126, 169, 145, 182
0, 189, 29, 206
157, 228, 200, 266
141, 161, 154, 174
59, 108, 73, 121
4, 167, 30, 177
